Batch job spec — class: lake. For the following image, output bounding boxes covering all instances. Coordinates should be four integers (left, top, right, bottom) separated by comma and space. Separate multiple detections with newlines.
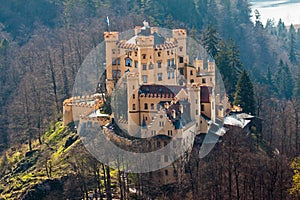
249, 0, 300, 26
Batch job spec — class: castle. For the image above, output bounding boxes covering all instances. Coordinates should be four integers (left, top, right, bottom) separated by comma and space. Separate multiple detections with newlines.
63, 22, 230, 186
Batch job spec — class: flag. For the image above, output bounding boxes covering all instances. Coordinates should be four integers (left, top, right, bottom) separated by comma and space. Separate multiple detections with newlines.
106, 16, 110, 27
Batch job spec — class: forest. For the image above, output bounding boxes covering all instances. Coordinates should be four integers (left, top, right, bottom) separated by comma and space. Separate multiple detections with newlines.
1, 0, 300, 199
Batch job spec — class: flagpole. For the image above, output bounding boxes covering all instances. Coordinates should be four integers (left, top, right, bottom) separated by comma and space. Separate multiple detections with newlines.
106, 16, 110, 33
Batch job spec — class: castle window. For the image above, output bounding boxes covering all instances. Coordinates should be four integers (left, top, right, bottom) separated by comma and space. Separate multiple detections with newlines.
171, 59, 175, 66
168, 130, 173, 136
112, 58, 117, 65
133, 94, 135, 99
142, 75, 148, 83
142, 54, 146, 59
135, 51, 138, 56
190, 79, 194, 83
201, 104, 205, 111
159, 121, 164, 127
157, 141, 161, 148
179, 68, 184, 75
112, 70, 121, 79
168, 71, 171, 79
179, 46, 183, 52
112, 49, 116, 54
149, 63, 154, 69
151, 130, 156, 135
190, 70, 193, 76
142, 64, 147, 70
125, 58, 132, 67
151, 103, 154, 110
171, 50, 174, 55
158, 52, 161, 57
165, 169, 169, 176
202, 78, 206, 84
135, 61, 138, 68
167, 59, 171, 67
172, 71, 175, 79
144, 103, 148, 110
167, 51, 170, 55
179, 56, 184, 63
117, 58, 120, 65
133, 104, 136, 110
158, 61, 162, 68
164, 156, 168, 163
196, 109, 199, 115
158, 73, 163, 81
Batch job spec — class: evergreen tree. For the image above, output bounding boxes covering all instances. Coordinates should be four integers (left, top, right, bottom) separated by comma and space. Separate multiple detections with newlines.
294, 71, 300, 101
202, 24, 220, 58
233, 70, 256, 114
289, 24, 297, 64
215, 39, 242, 102
273, 60, 294, 100
254, 9, 263, 28
277, 18, 287, 38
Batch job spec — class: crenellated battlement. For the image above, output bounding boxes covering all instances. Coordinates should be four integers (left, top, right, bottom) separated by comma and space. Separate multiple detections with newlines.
172, 29, 187, 38
139, 93, 176, 99
104, 31, 119, 42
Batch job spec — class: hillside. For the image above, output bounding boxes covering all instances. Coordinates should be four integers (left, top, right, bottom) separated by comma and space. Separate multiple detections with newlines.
1, 0, 300, 199
0, 121, 129, 199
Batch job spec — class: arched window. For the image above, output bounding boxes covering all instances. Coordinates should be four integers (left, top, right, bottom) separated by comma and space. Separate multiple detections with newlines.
125, 58, 132, 67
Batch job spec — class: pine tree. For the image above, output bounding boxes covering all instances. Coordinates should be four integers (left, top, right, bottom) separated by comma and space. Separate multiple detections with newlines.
233, 70, 255, 114
202, 24, 220, 58
215, 40, 241, 102
294, 71, 300, 101
273, 60, 294, 100
289, 24, 297, 64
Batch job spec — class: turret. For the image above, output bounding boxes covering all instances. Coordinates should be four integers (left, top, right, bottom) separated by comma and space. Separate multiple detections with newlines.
104, 31, 119, 94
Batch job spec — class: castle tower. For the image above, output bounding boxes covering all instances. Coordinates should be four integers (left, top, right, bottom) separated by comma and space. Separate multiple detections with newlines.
104, 31, 119, 94
127, 72, 140, 136
172, 29, 187, 67
209, 60, 217, 122
188, 84, 201, 125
